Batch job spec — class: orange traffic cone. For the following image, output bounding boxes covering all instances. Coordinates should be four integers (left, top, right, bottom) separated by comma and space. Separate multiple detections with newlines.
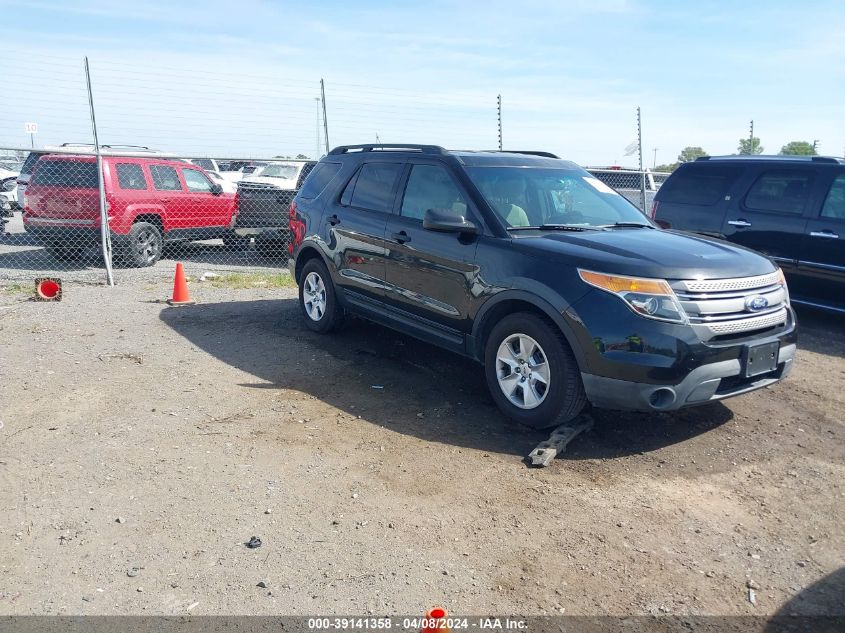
422, 607, 450, 633
167, 263, 195, 306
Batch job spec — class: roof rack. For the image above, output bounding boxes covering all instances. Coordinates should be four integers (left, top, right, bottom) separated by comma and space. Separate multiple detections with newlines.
696, 154, 844, 164
329, 144, 447, 155
460, 149, 561, 159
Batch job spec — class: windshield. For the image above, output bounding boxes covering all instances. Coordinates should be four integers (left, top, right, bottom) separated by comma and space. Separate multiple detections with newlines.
465, 166, 651, 229
256, 164, 297, 179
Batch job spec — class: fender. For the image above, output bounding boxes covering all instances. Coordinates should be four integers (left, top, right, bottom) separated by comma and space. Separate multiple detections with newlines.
470, 288, 589, 369
292, 239, 333, 283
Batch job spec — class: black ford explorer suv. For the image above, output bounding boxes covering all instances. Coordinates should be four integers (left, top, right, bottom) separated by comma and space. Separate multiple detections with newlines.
287, 145, 797, 429
652, 155, 845, 314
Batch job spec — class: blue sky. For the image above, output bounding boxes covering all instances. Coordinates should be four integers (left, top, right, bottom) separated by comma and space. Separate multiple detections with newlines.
1, 0, 844, 165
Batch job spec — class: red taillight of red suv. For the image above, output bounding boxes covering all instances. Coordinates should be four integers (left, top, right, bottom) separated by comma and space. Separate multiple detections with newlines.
648, 200, 658, 220
288, 201, 305, 255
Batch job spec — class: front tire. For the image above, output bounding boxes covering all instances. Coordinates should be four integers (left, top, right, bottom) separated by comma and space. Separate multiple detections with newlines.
298, 259, 343, 333
484, 312, 586, 429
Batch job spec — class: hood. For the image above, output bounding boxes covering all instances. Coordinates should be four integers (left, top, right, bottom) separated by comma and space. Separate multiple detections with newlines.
512, 228, 777, 280
239, 176, 297, 190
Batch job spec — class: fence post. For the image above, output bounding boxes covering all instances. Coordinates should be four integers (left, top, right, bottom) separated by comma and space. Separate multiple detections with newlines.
84, 56, 114, 286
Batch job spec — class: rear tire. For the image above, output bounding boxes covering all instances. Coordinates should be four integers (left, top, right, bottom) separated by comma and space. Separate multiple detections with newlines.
484, 312, 586, 429
298, 259, 343, 333
125, 221, 163, 268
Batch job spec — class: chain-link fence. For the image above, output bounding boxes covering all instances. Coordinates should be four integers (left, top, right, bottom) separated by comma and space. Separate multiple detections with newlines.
0, 146, 309, 284
585, 168, 670, 213
1, 53, 670, 286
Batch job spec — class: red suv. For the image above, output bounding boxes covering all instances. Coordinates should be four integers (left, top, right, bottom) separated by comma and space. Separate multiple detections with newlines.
23, 155, 236, 267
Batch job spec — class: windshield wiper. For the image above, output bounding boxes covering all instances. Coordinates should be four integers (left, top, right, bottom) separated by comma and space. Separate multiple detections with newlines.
599, 222, 655, 229
508, 224, 599, 232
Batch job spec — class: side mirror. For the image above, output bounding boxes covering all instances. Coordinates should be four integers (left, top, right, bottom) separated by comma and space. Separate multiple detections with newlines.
210, 183, 223, 195
423, 208, 478, 235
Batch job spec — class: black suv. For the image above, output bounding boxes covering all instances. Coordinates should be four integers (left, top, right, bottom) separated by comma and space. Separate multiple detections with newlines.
652, 155, 845, 314
287, 145, 797, 428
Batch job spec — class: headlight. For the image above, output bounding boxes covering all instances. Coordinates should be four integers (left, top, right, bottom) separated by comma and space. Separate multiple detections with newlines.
776, 268, 791, 306
578, 269, 688, 324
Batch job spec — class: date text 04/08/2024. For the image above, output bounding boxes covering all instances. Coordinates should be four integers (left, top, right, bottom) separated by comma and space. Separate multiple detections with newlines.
306, 618, 528, 630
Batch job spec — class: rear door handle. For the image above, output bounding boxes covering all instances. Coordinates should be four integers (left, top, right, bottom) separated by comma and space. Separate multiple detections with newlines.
728, 219, 752, 227
809, 230, 839, 239
391, 231, 411, 244
327, 214, 341, 226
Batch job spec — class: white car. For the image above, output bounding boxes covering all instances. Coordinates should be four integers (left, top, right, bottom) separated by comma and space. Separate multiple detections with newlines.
206, 169, 238, 194
0, 169, 19, 213
239, 161, 315, 190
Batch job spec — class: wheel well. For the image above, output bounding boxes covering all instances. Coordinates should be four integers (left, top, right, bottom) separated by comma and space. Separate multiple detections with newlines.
475, 299, 563, 361
133, 214, 163, 234
294, 247, 324, 283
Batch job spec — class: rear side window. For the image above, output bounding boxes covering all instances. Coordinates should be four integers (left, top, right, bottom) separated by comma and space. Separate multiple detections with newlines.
347, 162, 404, 212
31, 160, 99, 188
192, 159, 214, 171
744, 169, 813, 214
821, 174, 845, 220
658, 166, 740, 206
150, 165, 183, 191
299, 162, 341, 199
116, 163, 147, 190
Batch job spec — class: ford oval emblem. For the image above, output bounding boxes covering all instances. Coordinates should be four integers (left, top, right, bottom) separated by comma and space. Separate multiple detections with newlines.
745, 295, 769, 312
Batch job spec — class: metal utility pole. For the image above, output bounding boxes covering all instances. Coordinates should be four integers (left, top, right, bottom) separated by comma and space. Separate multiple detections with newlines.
84, 56, 114, 287
652, 147, 658, 169
749, 120, 754, 154
30, 133, 34, 149
813, 139, 819, 154
637, 107, 646, 211
497, 94, 502, 151
320, 78, 330, 155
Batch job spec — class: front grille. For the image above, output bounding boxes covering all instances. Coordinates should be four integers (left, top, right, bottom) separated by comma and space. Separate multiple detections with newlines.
671, 272, 789, 339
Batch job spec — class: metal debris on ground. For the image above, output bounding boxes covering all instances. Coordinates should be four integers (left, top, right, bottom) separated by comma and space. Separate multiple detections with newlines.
245, 536, 262, 549
526, 414, 594, 467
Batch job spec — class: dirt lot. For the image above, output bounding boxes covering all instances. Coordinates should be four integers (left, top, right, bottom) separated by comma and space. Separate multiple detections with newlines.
0, 278, 843, 617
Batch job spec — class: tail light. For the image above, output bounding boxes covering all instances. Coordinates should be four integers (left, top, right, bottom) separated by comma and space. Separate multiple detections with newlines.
288, 200, 298, 223
648, 200, 658, 219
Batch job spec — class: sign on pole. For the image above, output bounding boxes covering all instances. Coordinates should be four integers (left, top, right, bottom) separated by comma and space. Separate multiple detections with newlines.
24, 122, 38, 134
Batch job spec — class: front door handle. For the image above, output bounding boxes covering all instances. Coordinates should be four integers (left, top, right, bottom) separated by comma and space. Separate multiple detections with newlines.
159, 198, 171, 203
327, 214, 341, 226
809, 230, 839, 239
728, 219, 752, 227
391, 231, 411, 244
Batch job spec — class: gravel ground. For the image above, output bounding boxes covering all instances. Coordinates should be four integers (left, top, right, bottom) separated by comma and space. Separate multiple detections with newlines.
0, 279, 842, 616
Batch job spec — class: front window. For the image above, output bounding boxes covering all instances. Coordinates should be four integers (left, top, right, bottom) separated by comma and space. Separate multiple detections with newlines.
465, 167, 650, 229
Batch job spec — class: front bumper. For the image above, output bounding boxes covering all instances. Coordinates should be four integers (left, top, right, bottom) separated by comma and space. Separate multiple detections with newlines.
582, 343, 796, 411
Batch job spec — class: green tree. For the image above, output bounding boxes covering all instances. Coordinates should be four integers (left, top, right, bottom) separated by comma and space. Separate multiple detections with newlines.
779, 141, 816, 156
295, 153, 310, 160
654, 162, 679, 173
738, 137, 763, 155
677, 146, 708, 163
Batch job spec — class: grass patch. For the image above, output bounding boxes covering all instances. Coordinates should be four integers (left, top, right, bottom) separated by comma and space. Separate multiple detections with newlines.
206, 272, 296, 290
3, 283, 28, 295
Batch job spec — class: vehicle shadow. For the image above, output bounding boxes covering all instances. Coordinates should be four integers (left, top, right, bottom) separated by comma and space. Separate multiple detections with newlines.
794, 305, 845, 360
160, 298, 734, 459
765, 566, 845, 630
